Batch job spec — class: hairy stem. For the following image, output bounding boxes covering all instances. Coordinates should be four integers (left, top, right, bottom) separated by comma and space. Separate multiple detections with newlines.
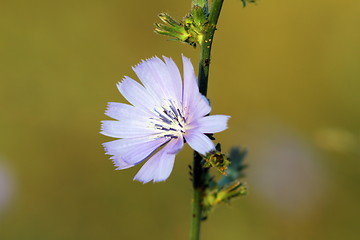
190, 0, 225, 240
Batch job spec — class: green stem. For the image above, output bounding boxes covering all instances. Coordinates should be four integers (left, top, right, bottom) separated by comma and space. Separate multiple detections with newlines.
190, 152, 206, 240
190, 1, 225, 240
198, 0, 224, 95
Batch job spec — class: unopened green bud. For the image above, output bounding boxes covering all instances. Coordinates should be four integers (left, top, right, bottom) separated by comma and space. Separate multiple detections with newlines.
202, 181, 247, 218
203, 149, 230, 175
158, 13, 179, 27
217, 181, 248, 202
155, 13, 190, 43
154, 3, 209, 47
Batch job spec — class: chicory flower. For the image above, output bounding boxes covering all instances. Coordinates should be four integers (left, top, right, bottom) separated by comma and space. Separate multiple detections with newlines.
101, 55, 230, 183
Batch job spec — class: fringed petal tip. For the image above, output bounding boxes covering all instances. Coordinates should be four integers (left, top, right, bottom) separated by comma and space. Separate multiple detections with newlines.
132, 138, 181, 183
111, 158, 134, 170
132, 56, 162, 71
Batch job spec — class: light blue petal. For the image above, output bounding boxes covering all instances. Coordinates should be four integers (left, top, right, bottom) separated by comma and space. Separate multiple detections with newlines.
133, 56, 182, 104
110, 158, 134, 170
104, 137, 159, 156
196, 115, 230, 133
101, 120, 158, 138
133, 138, 183, 183
133, 150, 175, 184
132, 58, 165, 102
163, 56, 183, 103
182, 55, 199, 110
184, 131, 215, 155
117, 76, 157, 116
105, 102, 147, 121
121, 138, 168, 164
105, 137, 168, 168
167, 135, 184, 154
187, 95, 212, 122
181, 55, 212, 122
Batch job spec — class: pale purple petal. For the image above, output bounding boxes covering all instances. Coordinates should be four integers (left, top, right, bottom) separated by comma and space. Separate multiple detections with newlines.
103, 136, 169, 156
195, 95, 211, 117
182, 55, 199, 109
133, 151, 175, 184
101, 120, 158, 138
111, 158, 134, 170
132, 58, 165, 102
187, 95, 211, 122
117, 76, 157, 115
120, 138, 168, 164
133, 57, 181, 104
104, 137, 160, 156
184, 131, 215, 155
195, 115, 230, 133
133, 138, 182, 183
105, 137, 168, 167
163, 56, 183, 103
105, 102, 148, 121
181, 55, 211, 121
167, 135, 184, 154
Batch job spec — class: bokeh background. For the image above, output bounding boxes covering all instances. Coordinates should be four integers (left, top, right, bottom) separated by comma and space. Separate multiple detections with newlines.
1, 0, 359, 239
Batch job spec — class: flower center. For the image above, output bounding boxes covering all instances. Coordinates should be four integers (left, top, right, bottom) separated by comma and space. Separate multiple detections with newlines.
150, 99, 186, 139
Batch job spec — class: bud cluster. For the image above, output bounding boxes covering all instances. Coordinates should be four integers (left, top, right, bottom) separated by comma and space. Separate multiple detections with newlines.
201, 146, 248, 220
155, 0, 256, 47
203, 144, 230, 175
154, 2, 208, 47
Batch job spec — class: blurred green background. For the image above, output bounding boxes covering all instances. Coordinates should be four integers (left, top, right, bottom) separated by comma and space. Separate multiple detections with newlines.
1, 0, 359, 239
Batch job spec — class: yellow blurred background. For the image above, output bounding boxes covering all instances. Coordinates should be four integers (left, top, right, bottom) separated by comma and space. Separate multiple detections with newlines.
1, 0, 359, 239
